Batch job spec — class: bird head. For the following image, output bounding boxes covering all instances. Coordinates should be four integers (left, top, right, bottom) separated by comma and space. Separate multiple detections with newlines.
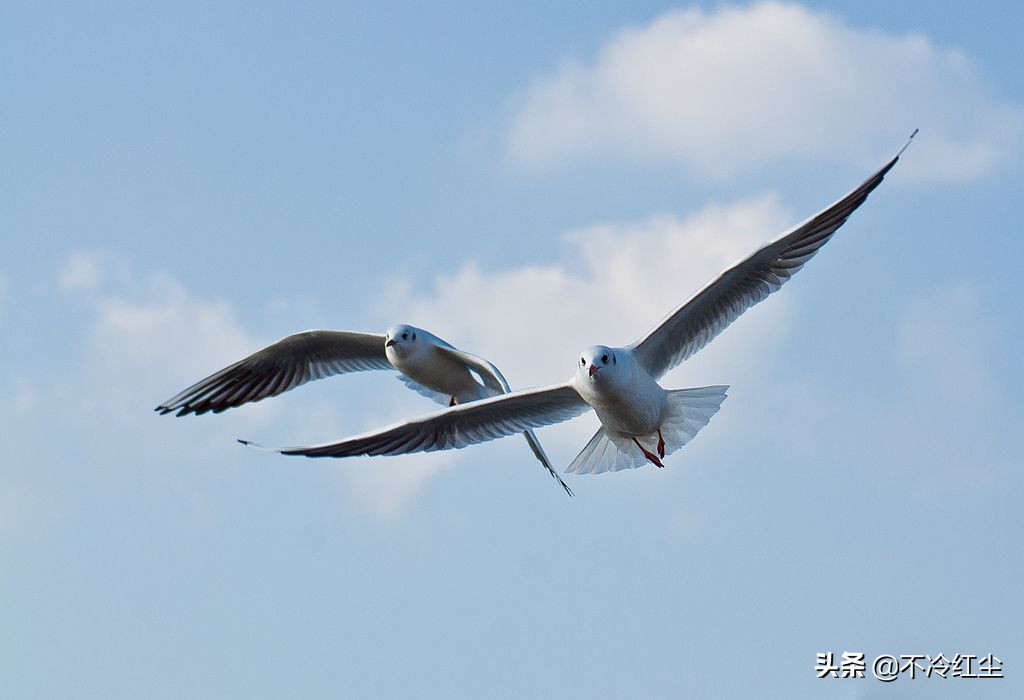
384, 324, 419, 355
577, 345, 618, 383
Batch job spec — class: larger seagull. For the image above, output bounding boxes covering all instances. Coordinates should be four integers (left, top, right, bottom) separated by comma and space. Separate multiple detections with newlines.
242, 133, 916, 474
157, 324, 572, 495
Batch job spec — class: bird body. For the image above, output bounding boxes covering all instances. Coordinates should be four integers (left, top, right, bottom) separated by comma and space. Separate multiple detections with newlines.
384, 327, 490, 405
573, 346, 666, 436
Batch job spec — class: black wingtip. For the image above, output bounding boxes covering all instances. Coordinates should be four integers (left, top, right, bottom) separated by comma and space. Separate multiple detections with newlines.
550, 469, 574, 497
154, 403, 196, 417
237, 438, 253, 446
896, 128, 919, 158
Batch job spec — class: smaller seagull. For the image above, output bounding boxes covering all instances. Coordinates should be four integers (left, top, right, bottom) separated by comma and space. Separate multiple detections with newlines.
156, 324, 572, 495
241, 132, 916, 473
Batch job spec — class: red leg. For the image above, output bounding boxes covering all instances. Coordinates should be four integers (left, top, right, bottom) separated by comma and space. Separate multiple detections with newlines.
656, 429, 665, 458
632, 437, 664, 468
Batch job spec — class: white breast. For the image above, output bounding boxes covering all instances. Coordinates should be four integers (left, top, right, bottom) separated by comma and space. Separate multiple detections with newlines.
573, 355, 667, 436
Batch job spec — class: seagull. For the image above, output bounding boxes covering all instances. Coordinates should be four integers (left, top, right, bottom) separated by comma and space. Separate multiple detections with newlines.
240, 133, 915, 475
156, 324, 573, 495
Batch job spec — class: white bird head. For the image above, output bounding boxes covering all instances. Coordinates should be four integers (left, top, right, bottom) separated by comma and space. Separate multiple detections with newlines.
384, 324, 421, 356
577, 345, 620, 383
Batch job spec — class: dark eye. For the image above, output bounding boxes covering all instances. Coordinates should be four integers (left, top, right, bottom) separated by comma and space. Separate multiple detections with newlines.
402, 332, 408, 340
581, 358, 586, 365
601, 354, 608, 364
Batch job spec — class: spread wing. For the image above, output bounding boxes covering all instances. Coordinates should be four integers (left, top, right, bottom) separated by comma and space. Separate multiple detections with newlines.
434, 345, 575, 495
240, 382, 590, 458
156, 330, 390, 416
631, 132, 915, 380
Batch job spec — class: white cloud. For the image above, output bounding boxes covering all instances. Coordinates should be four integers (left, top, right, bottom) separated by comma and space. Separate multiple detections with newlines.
507, 1, 1023, 180
46, 255, 286, 470
87, 273, 258, 396
59, 250, 118, 291
379, 196, 798, 452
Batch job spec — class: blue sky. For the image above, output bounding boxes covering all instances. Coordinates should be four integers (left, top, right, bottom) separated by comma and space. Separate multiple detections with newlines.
2, 1, 1022, 698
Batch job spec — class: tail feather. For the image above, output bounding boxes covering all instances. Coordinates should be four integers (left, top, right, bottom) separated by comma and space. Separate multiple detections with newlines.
564, 385, 728, 475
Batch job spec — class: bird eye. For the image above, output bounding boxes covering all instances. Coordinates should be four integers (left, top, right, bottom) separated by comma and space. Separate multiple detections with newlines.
581, 358, 586, 365
601, 354, 608, 364
402, 332, 408, 340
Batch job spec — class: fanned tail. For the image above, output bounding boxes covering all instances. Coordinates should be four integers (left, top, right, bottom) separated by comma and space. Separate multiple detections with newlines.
565, 385, 728, 475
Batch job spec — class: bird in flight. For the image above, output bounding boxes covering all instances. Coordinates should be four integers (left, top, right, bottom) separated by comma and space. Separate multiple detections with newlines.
156, 324, 572, 495
241, 132, 916, 474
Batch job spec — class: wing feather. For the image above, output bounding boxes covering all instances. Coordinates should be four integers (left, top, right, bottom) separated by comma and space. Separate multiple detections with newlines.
156, 330, 390, 416
631, 133, 914, 380
245, 383, 589, 458
433, 345, 574, 495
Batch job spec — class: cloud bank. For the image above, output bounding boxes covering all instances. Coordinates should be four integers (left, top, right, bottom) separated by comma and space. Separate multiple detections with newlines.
507, 1, 1023, 180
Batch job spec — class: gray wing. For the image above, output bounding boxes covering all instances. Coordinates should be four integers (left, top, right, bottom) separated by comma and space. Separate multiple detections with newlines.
631, 132, 915, 380
240, 382, 590, 458
156, 330, 390, 416
433, 344, 574, 496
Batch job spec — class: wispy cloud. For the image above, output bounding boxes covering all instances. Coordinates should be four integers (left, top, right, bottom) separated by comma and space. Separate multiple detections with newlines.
890, 283, 1014, 492
44, 252, 458, 517
58, 251, 128, 292
897, 282, 1000, 402
47, 253, 285, 469
506, 1, 1022, 181
752, 280, 1016, 499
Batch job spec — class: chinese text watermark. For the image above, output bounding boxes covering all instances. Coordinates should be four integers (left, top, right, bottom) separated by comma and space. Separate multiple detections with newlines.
816, 652, 1003, 681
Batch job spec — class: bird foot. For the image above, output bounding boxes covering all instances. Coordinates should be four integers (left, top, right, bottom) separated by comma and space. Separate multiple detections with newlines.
633, 437, 665, 468
657, 429, 665, 458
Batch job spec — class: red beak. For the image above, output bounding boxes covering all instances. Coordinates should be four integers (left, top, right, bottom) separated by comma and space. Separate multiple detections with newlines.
588, 364, 599, 377
385, 339, 397, 347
